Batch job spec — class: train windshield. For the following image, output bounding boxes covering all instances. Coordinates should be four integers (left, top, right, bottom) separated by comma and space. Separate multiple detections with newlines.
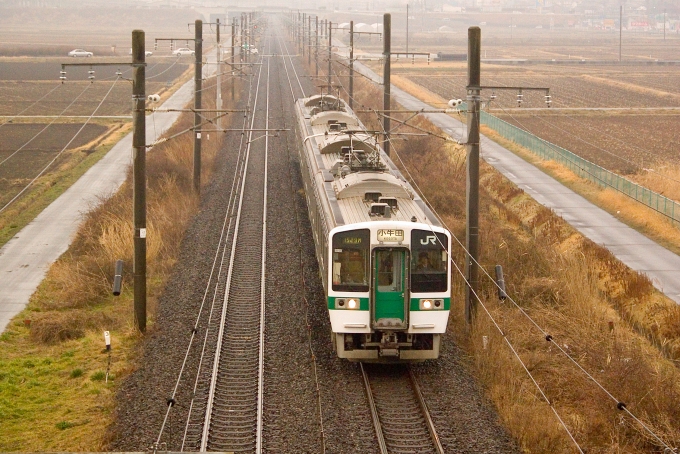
332, 229, 370, 292
411, 230, 449, 293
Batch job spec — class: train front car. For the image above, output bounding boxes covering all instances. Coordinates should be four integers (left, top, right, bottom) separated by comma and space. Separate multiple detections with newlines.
295, 94, 452, 362
330, 222, 451, 362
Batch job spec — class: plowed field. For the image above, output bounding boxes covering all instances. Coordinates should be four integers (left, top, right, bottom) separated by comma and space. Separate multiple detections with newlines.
396, 64, 680, 173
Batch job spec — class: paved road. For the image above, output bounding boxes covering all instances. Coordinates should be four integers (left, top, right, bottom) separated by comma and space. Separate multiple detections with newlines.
0, 76, 196, 333
349, 55, 680, 305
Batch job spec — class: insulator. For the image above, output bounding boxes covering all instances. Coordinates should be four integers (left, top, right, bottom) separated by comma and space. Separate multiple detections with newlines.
517, 93, 523, 107
115, 69, 122, 76
59, 70, 66, 82
490, 91, 497, 100
154, 42, 158, 50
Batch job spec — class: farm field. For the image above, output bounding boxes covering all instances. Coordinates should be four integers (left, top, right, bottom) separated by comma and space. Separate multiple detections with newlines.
0, 61, 189, 116
392, 63, 680, 179
0, 4, 198, 244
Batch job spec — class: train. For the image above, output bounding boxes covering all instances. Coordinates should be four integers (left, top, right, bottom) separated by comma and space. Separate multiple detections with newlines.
294, 93, 452, 362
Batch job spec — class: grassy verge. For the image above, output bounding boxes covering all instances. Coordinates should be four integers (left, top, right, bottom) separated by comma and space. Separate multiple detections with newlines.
346, 71, 680, 452
0, 74, 239, 450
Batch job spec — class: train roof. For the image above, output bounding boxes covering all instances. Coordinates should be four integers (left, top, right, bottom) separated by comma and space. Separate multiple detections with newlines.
297, 95, 441, 227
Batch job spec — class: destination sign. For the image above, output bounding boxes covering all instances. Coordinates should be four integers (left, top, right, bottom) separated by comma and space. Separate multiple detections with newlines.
343, 237, 363, 245
377, 229, 404, 242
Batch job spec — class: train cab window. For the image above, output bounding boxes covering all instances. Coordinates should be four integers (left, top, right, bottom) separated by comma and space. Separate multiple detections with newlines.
411, 230, 449, 293
332, 229, 370, 292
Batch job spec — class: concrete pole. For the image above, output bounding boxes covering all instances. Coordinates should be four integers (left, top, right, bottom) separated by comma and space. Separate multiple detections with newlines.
315, 16, 319, 77
619, 5, 622, 62
216, 18, 222, 129
328, 20, 332, 93
349, 20, 354, 109
132, 29, 146, 332
194, 19, 202, 193
383, 13, 391, 157
465, 26, 481, 325
406, 3, 409, 54
232, 17, 236, 100
308, 14, 311, 66
302, 13, 306, 59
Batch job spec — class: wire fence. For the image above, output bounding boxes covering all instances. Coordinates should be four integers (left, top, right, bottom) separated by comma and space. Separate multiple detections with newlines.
478, 110, 680, 225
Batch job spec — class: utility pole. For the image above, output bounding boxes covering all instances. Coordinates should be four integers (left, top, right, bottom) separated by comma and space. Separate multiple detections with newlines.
302, 13, 306, 59
315, 16, 319, 77
383, 13, 391, 157
62, 32, 148, 331
406, 3, 409, 54
216, 18, 221, 130
132, 30, 147, 332
465, 26, 481, 325
308, 14, 311, 66
664, 9, 666, 41
328, 20, 332, 93
349, 20, 354, 109
619, 5, 623, 62
194, 19, 202, 193
232, 17, 236, 100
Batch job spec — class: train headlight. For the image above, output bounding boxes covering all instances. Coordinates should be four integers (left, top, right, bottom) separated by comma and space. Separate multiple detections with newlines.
335, 298, 360, 310
419, 299, 444, 310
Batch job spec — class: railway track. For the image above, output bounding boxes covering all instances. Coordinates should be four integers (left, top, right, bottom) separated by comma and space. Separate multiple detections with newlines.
362, 364, 444, 454
199, 32, 270, 453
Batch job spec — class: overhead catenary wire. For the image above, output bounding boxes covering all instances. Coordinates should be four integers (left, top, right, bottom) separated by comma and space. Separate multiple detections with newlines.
375, 122, 586, 452
317, 40, 585, 450
277, 29, 326, 452
155, 47, 257, 451
379, 92, 677, 452
352, 47, 676, 448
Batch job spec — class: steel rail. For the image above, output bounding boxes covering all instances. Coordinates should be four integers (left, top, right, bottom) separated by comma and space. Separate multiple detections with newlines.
409, 368, 445, 454
360, 363, 389, 454
255, 46, 270, 454
199, 28, 267, 451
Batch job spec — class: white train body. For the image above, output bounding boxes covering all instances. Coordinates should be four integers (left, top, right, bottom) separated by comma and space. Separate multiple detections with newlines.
295, 94, 452, 362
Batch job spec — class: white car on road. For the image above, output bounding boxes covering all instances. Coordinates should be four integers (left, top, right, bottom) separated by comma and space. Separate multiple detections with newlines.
173, 48, 195, 56
68, 49, 93, 57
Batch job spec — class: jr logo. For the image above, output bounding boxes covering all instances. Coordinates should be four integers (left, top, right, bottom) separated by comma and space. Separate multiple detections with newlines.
420, 235, 437, 245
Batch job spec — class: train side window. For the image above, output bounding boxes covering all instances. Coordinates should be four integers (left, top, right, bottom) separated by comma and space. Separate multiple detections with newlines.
332, 229, 370, 292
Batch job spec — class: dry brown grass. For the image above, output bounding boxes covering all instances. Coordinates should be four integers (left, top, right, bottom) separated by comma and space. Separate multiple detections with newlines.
348, 72, 680, 452
632, 163, 680, 203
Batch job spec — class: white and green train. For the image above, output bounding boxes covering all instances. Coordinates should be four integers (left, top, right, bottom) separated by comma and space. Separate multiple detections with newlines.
295, 94, 452, 362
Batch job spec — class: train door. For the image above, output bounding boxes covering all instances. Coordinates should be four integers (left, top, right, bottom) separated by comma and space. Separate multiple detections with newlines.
372, 248, 408, 330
